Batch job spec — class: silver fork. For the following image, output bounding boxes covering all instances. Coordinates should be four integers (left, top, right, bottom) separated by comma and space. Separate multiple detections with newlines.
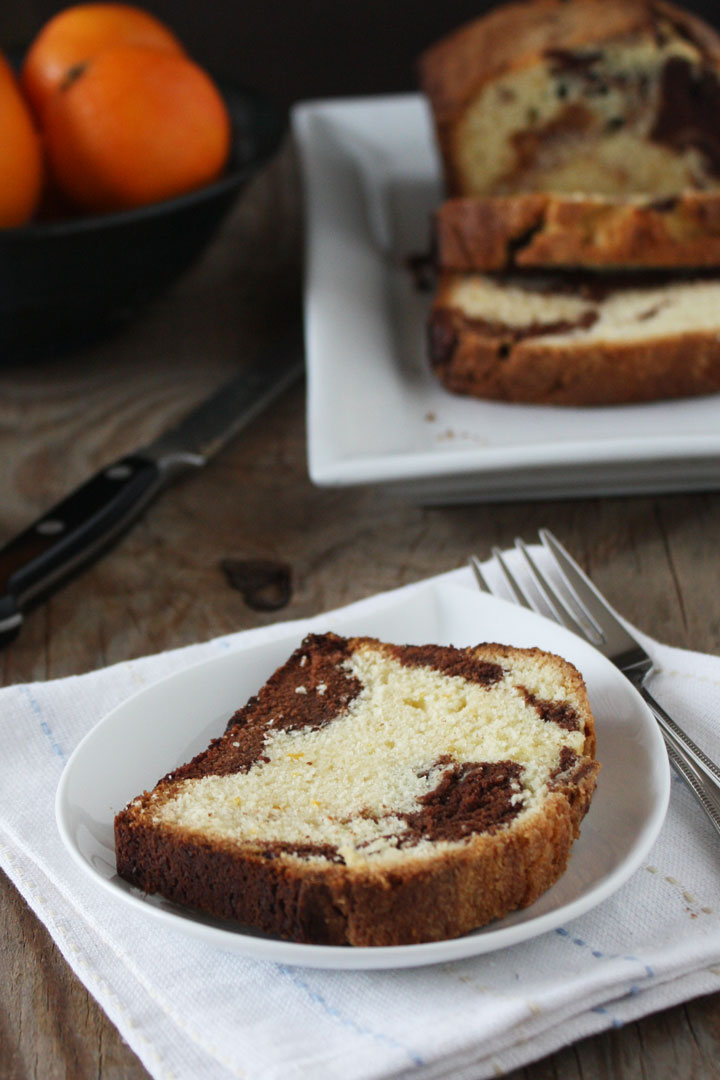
469, 529, 720, 838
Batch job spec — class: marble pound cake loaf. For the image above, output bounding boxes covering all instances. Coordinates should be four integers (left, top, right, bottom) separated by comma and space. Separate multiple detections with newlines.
115, 633, 599, 947
429, 273, 720, 405
419, 0, 720, 199
435, 192, 720, 271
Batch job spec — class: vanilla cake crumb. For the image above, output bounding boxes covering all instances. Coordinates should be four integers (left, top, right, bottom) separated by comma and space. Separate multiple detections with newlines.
153, 645, 587, 868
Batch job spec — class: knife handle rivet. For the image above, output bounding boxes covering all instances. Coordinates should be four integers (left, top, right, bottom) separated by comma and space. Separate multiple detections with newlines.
105, 464, 133, 481
36, 519, 65, 536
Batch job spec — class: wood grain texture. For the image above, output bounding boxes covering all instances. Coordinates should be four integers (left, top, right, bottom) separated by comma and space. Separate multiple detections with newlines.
1, 141, 719, 1080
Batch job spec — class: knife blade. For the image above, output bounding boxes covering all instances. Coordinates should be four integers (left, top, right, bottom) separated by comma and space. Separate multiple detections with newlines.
0, 327, 304, 645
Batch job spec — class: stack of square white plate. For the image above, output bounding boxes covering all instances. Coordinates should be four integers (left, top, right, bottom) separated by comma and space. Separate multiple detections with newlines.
292, 94, 720, 505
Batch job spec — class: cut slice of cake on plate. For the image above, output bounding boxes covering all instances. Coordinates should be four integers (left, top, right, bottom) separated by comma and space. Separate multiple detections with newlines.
115, 632, 599, 947
434, 192, 720, 271
429, 272, 720, 405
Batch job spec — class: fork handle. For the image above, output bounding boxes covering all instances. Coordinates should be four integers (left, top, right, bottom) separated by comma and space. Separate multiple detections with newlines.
640, 686, 720, 792
662, 734, 720, 837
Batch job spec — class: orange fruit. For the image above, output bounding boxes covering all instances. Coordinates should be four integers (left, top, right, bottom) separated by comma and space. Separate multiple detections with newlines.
43, 45, 232, 213
0, 54, 44, 226
22, 3, 184, 121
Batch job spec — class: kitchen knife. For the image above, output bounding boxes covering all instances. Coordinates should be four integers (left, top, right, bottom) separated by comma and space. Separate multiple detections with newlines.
0, 327, 304, 646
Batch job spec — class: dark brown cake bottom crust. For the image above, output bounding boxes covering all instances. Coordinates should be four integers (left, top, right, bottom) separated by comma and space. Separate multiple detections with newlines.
429, 308, 720, 407
115, 757, 598, 947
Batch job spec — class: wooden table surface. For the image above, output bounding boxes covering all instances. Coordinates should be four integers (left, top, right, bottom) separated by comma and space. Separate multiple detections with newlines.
1, 141, 719, 1080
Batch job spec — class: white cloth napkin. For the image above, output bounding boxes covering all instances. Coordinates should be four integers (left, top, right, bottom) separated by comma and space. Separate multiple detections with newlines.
2, 566, 720, 1080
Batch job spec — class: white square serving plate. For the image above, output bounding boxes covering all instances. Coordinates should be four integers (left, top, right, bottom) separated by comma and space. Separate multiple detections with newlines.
292, 94, 720, 504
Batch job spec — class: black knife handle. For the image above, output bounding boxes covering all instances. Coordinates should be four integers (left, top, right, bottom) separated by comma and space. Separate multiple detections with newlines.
0, 453, 164, 643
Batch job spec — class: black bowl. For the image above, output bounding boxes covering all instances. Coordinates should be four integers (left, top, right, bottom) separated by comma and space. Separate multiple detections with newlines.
0, 83, 286, 358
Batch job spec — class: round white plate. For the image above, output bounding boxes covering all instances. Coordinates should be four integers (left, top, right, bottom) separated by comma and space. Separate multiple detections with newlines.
56, 580, 670, 969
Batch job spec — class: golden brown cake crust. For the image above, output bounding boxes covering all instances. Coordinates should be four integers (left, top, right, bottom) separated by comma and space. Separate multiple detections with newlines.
114, 637, 599, 947
420, 1, 657, 120
419, 0, 720, 122
418, 0, 720, 196
114, 772, 597, 946
429, 283, 720, 405
435, 193, 720, 270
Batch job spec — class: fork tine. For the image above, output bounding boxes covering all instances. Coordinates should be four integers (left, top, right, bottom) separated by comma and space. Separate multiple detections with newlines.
515, 537, 591, 640
518, 533, 604, 639
468, 554, 491, 592
469, 533, 720, 835
491, 546, 534, 610
539, 528, 627, 642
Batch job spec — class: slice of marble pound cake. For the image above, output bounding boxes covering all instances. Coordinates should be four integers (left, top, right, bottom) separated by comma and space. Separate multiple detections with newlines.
430, 273, 720, 405
434, 193, 720, 271
115, 633, 599, 947
419, 0, 720, 199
